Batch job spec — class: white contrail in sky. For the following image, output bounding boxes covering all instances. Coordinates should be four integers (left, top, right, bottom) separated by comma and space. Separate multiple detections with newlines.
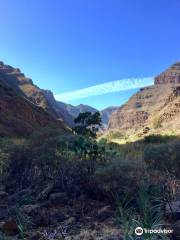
55, 77, 154, 102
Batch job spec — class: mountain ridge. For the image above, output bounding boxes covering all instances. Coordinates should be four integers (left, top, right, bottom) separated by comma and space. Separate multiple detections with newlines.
0, 77, 67, 136
0, 61, 83, 128
108, 62, 180, 136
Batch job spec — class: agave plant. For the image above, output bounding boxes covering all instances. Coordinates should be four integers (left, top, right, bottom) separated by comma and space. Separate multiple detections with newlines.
118, 184, 170, 240
117, 194, 137, 240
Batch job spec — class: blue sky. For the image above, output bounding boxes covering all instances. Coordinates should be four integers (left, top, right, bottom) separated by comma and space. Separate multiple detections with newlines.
0, 0, 180, 109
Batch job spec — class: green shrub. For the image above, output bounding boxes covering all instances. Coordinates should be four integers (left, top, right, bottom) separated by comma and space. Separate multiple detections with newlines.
144, 140, 180, 176
92, 159, 145, 201
143, 134, 176, 144
4, 134, 107, 197
0, 138, 24, 186
152, 116, 162, 129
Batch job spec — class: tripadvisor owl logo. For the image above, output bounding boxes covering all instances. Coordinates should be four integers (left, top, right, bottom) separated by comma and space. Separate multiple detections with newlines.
135, 226, 173, 236
135, 227, 143, 236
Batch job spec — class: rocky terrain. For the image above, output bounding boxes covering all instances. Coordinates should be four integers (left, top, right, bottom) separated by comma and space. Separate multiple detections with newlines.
0, 76, 67, 136
0, 61, 75, 127
108, 62, 180, 136
0, 185, 122, 240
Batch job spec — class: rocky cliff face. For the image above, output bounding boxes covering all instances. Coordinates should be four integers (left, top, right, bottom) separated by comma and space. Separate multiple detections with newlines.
108, 62, 180, 134
0, 78, 66, 136
0, 61, 74, 126
155, 62, 180, 84
42, 90, 75, 126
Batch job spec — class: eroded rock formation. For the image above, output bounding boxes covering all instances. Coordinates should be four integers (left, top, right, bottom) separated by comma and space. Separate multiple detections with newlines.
108, 62, 180, 133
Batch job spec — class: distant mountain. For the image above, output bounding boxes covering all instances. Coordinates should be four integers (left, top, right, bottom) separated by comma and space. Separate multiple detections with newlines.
75, 104, 97, 116
56, 102, 117, 128
108, 62, 180, 135
55, 102, 98, 126
101, 106, 118, 126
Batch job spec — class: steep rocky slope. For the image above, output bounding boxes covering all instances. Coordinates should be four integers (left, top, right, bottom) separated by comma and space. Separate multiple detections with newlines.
42, 90, 75, 126
0, 78, 66, 136
0, 61, 73, 126
155, 62, 180, 84
108, 62, 180, 135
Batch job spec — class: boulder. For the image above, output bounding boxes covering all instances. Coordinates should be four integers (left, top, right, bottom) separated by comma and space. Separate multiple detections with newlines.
21, 201, 67, 227
22, 204, 48, 227
0, 191, 8, 204
49, 192, 68, 205
2, 219, 19, 236
22, 204, 40, 215
31, 208, 50, 227
63, 217, 76, 226
0, 205, 8, 220
39, 200, 52, 208
97, 206, 113, 221
50, 210, 66, 224
25, 231, 41, 240
36, 183, 54, 201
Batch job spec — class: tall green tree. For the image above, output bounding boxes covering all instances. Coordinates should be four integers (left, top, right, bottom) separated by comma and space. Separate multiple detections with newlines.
73, 112, 102, 138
